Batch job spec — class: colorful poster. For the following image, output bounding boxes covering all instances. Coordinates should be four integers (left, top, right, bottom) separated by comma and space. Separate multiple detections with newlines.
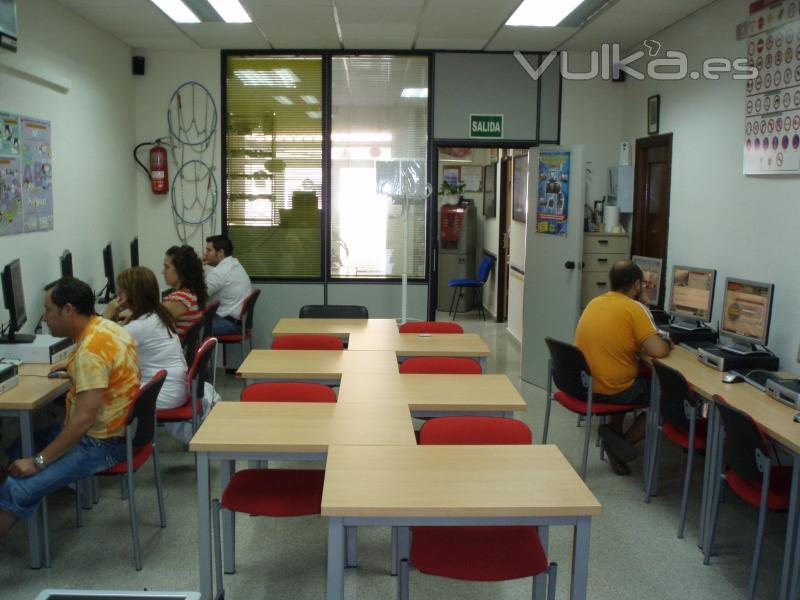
20, 117, 53, 232
743, 0, 800, 174
0, 157, 23, 236
536, 151, 570, 235
0, 112, 20, 157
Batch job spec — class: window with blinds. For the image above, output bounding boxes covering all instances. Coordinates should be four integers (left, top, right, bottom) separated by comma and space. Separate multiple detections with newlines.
225, 55, 323, 279
330, 55, 429, 279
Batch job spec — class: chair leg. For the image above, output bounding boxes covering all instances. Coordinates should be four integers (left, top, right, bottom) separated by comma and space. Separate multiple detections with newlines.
448, 287, 458, 319
580, 413, 592, 480
542, 362, 553, 444
120, 474, 128, 500
645, 428, 662, 504
153, 444, 167, 528
398, 558, 410, 600
212, 499, 225, 600
547, 563, 558, 600
126, 469, 142, 571
91, 476, 99, 505
391, 526, 398, 576
704, 473, 724, 565
75, 480, 83, 528
677, 420, 697, 538
747, 469, 772, 600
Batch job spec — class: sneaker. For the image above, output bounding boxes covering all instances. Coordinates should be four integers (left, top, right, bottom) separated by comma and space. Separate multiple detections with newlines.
598, 424, 638, 463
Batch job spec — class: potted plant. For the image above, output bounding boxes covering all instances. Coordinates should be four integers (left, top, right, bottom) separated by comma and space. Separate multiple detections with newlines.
439, 180, 465, 203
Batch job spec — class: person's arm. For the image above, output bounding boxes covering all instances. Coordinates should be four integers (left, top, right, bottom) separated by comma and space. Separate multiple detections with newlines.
102, 299, 122, 321
162, 299, 187, 321
642, 334, 671, 358
205, 266, 222, 297
8, 389, 104, 478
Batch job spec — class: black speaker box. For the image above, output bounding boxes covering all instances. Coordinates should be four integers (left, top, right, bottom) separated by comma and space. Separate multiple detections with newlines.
132, 56, 145, 76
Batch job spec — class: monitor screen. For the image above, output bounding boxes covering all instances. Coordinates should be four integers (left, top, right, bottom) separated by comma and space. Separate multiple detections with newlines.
102, 243, 115, 297
60, 249, 73, 278
631, 255, 663, 306
130, 237, 139, 268
1, 258, 26, 334
668, 265, 716, 322
0, 0, 17, 51
720, 278, 774, 345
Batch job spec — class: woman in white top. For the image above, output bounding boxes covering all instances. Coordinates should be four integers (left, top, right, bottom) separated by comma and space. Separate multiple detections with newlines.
104, 266, 187, 410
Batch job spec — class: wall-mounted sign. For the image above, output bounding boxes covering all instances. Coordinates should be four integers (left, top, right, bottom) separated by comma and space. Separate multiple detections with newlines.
469, 114, 503, 139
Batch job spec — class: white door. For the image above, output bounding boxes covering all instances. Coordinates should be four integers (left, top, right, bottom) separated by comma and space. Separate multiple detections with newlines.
521, 146, 585, 388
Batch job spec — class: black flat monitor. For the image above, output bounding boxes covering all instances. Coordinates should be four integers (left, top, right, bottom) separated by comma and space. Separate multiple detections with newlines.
60, 249, 73, 278
720, 277, 774, 353
100, 242, 115, 303
0, 259, 34, 343
130, 237, 139, 267
667, 265, 716, 327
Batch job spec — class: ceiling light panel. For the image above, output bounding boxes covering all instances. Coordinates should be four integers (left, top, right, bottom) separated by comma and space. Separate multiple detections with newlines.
401, 88, 428, 98
301, 95, 320, 104
150, 0, 200, 23
506, 0, 584, 27
273, 96, 294, 105
234, 68, 300, 87
206, 0, 252, 23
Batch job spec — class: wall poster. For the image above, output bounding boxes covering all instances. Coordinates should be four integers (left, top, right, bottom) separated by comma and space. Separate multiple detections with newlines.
536, 151, 570, 235
743, 0, 800, 174
0, 112, 52, 235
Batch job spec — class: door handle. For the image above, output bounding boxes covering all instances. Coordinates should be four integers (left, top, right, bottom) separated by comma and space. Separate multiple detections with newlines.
564, 261, 576, 270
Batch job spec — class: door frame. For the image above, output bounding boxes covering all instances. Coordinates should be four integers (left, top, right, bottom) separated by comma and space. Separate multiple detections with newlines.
495, 156, 511, 322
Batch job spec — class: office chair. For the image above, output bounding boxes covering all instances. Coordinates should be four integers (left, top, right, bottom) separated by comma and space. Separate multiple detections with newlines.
202, 299, 220, 341
398, 321, 464, 334
217, 289, 261, 369
180, 318, 205, 367
271, 334, 344, 350
447, 255, 494, 321
299, 304, 368, 318
399, 356, 482, 375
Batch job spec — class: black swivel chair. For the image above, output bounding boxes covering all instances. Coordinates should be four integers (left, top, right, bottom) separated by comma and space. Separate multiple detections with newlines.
299, 304, 368, 319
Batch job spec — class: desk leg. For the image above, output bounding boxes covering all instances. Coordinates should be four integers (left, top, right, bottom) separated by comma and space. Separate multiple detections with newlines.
20, 411, 42, 569
196, 452, 212, 600
221, 459, 236, 574
779, 455, 800, 600
697, 403, 718, 553
536, 526, 549, 600
702, 409, 724, 560
345, 526, 358, 567
327, 518, 345, 600
570, 517, 591, 600
643, 376, 659, 494
479, 357, 487, 372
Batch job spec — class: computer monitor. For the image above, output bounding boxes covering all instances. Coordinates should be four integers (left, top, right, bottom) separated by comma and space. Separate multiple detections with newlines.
631, 255, 663, 306
720, 277, 774, 352
60, 249, 73, 278
100, 242, 115, 303
0, 259, 35, 343
667, 265, 716, 327
130, 237, 139, 267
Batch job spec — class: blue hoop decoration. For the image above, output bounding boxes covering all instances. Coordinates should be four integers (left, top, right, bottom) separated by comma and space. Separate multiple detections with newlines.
171, 160, 217, 225
167, 81, 217, 147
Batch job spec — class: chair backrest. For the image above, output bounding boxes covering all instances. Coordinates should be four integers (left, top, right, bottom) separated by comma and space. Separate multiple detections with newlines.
399, 321, 464, 334
652, 360, 699, 428
714, 395, 771, 482
420, 416, 532, 445
271, 334, 344, 350
299, 304, 369, 319
202, 299, 220, 340
241, 382, 336, 403
477, 255, 495, 283
399, 356, 482, 375
188, 337, 218, 404
240, 289, 261, 333
127, 370, 167, 448
544, 337, 590, 400
181, 318, 205, 366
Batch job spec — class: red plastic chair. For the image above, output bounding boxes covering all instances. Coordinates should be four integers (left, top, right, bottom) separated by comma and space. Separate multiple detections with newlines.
217, 289, 260, 368
399, 321, 464, 334
398, 416, 557, 599
271, 334, 344, 350
399, 356, 482, 374
211, 381, 335, 597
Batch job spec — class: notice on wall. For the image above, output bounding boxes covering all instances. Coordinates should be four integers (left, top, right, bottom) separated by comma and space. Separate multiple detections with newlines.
0, 112, 53, 235
743, 0, 800, 175
536, 151, 570, 236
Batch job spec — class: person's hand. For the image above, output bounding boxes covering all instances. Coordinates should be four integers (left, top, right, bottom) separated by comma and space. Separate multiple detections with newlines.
117, 309, 133, 326
8, 458, 39, 478
49, 362, 67, 374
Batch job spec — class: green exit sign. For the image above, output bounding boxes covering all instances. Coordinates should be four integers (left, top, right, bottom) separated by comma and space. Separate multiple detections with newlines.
469, 114, 503, 139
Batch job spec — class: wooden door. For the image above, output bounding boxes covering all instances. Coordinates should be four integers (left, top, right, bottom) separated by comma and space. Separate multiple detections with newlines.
495, 155, 512, 321
632, 133, 672, 307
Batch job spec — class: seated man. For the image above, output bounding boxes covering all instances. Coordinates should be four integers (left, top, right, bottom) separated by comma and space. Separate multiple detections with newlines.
0, 277, 140, 536
574, 260, 671, 475
204, 234, 252, 336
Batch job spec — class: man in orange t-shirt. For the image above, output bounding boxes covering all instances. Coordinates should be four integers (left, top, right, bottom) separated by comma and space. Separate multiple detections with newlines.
575, 260, 671, 475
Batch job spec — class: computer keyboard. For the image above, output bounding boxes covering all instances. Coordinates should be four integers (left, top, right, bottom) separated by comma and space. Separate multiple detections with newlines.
744, 369, 780, 387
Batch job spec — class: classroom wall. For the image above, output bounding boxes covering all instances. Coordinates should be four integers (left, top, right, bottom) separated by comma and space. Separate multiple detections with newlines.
621, 0, 800, 369
0, 0, 136, 331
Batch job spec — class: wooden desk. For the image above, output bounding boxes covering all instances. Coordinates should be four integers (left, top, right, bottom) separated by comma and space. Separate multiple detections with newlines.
0, 365, 69, 569
322, 444, 601, 600
337, 372, 527, 416
189, 401, 416, 600
236, 350, 400, 384
272, 317, 398, 339
347, 332, 491, 370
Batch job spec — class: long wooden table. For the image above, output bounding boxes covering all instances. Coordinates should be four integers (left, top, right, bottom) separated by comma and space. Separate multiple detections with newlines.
236, 349, 400, 384
347, 331, 491, 370
272, 317, 398, 340
322, 444, 602, 600
0, 363, 70, 568
653, 347, 800, 600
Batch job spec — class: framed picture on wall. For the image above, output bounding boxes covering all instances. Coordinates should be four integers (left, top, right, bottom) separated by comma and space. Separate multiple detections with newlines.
442, 165, 460, 187
647, 95, 660, 135
483, 163, 496, 218
460, 165, 483, 192
512, 155, 528, 223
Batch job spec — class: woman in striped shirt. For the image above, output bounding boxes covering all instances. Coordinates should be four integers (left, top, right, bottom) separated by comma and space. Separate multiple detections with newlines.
162, 245, 208, 339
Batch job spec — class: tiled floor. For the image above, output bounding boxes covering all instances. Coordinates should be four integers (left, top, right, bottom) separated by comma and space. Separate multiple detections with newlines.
0, 312, 788, 599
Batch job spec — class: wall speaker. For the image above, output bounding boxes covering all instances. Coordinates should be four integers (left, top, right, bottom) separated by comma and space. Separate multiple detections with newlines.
132, 56, 145, 76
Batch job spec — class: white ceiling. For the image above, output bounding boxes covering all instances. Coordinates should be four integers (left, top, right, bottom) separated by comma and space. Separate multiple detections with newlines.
56, 0, 717, 52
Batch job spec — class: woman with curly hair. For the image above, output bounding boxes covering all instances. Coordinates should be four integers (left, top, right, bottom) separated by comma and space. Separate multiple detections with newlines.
162, 245, 208, 339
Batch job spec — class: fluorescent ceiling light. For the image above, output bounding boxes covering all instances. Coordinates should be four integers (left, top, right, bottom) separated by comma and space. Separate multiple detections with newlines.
150, 0, 200, 23
206, 0, 251, 23
234, 68, 299, 87
301, 95, 320, 104
274, 96, 294, 105
306, 111, 322, 119
401, 88, 428, 98
506, 0, 584, 26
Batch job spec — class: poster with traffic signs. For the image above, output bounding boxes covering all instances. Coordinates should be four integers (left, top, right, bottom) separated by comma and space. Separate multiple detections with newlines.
744, 0, 800, 174
536, 151, 570, 236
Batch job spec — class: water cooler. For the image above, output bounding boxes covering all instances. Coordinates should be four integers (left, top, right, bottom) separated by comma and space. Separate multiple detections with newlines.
437, 202, 477, 311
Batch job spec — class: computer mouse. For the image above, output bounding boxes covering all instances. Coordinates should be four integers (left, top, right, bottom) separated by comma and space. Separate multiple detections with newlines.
794, 413, 800, 424
722, 372, 745, 384
48, 370, 68, 379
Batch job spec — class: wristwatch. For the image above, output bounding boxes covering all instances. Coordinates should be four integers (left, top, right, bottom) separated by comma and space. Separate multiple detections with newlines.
33, 454, 46, 470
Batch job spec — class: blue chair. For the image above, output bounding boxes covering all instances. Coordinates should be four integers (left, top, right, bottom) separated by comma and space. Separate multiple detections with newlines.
447, 255, 495, 320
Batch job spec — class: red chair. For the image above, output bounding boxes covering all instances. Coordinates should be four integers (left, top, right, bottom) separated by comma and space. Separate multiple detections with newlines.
399, 356, 482, 374
157, 337, 218, 435
398, 416, 557, 600
399, 321, 464, 334
543, 337, 646, 479
211, 383, 335, 597
271, 334, 344, 350
217, 289, 260, 369
202, 298, 220, 341
75, 370, 167, 571
705, 395, 792, 600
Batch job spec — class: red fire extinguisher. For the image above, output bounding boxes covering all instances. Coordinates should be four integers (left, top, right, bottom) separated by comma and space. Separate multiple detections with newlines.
149, 144, 169, 194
